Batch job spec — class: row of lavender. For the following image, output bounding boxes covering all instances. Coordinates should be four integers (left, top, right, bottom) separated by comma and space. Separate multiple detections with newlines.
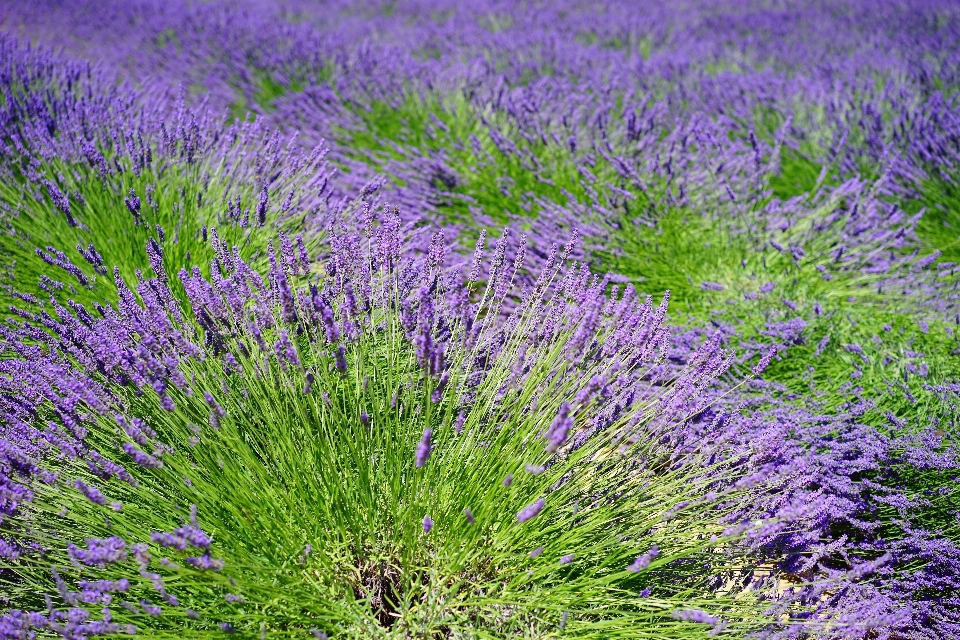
9, 1, 960, 213
1, 0, 959, 637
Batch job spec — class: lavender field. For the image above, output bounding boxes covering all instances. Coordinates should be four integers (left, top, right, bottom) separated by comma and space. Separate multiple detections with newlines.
0, 1, 958, 638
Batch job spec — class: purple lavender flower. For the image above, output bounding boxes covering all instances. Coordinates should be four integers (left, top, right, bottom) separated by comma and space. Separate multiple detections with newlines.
1, 17, 957, 629
185, 554, 224, 571
78, 578, 130, 604
752, 348, 777, 376
334, 345, 347, 374
150, 524, 211, 551
141, 600, 162, 616
468, 231, 485, 282
422, 515, 433, 533
671, 609, 719, 625
67, 537, 127, 568
815, 335, 831, 356
517, 498, 545, 523
74, 479, 108, 506
45, 180, 76, 227
545, 402, 573, 452
415, 428, 433, 467
124, 188, 141, 225
256, 185, 269, 226
626, 544, 659, 572
123, 443, 162, 469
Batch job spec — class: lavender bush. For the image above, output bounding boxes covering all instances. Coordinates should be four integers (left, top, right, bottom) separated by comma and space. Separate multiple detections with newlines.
2, 204, 835, 637
2, 1, 960, 637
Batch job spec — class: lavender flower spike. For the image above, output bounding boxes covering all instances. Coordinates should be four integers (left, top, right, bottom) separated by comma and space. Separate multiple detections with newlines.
545, 402, 573, 453
517, 498, 545, 523
671, 609, 719, 626
415, 428, 433, 467
627, 544, 659, 572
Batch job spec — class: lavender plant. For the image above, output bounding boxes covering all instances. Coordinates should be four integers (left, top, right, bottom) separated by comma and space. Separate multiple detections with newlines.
1, 211, 839, 638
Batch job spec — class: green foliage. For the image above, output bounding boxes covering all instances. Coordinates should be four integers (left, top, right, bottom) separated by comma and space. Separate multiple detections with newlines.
768, 148, 824, 201
331, 86, 960, 451
230, 71, 311, 121
916, 176, 960, 264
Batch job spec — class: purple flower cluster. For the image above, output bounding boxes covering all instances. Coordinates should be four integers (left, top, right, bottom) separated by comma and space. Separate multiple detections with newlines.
67, 537, 128, 568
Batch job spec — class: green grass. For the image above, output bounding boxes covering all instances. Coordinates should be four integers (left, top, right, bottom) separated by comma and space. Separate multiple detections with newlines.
334, 91, 675, 236
768, 148, 825, 201
228, 64, 323, 121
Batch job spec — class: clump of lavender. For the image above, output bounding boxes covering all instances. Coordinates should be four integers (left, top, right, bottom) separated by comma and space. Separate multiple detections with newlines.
0, 209, 830, 637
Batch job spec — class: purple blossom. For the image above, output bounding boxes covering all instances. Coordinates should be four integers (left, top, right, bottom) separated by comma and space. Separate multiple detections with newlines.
123, 443, 163, 469
140, 600, 162, 616
334, 345, 347, 374
469, 231, 485, 282
78, 578, 130, 604
67, 537, 127, 568
124, 188, 142, 225
545, 402, 574, 453
415, 428, 433, 467
45, 180, 76, 227
74, 479, 108, 506
256, 185, 269, 226
185, 554, 224, 571
517, 498, 545, 523
671, 609, 719, 625
752, 348, 777, 376
150, 524, 211, 551
1, 11, 959, 635
626, 545, 658, 572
